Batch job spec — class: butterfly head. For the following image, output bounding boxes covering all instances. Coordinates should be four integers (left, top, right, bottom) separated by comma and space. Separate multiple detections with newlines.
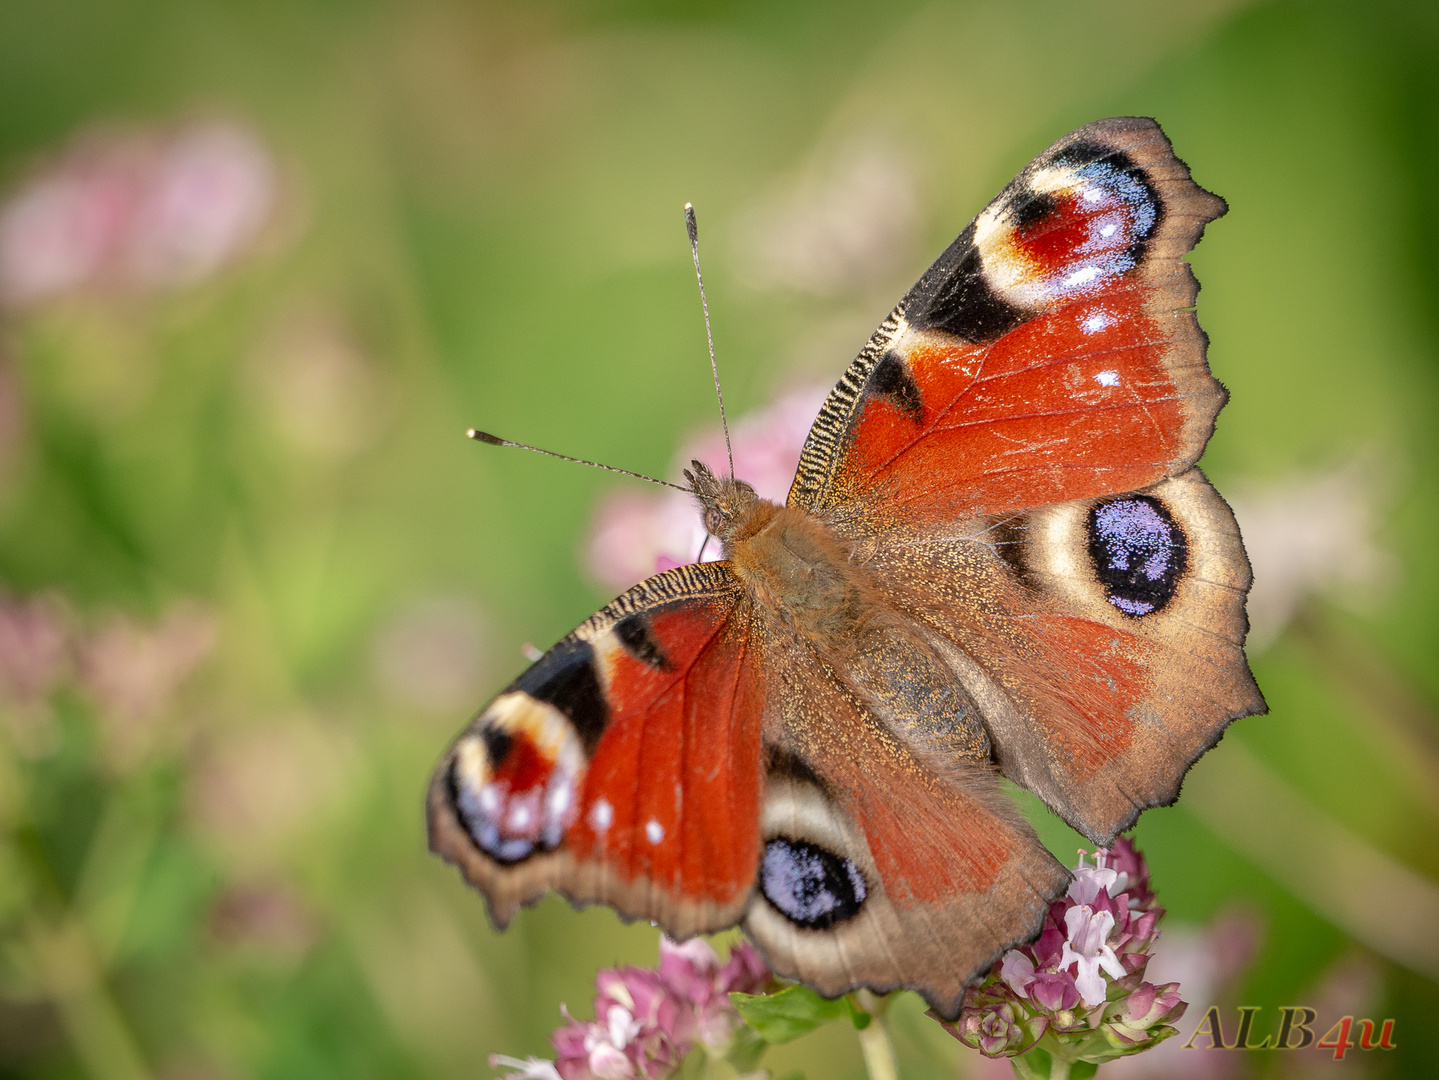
684, 459, 772, 544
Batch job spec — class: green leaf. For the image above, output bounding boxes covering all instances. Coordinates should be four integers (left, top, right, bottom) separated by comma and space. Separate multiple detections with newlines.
1010, 1046, 1052, 1080
847, 1002, 872, 1029
729, 985, 850, 1044
722, 1024, 769, 1072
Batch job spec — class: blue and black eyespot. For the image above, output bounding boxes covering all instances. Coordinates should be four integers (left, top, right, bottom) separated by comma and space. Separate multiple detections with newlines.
759, 837, 868, 929
448, 755, 537, 865
1086, 495, 1188, 616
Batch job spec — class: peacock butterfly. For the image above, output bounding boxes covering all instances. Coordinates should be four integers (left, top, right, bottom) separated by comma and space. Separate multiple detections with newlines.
426, 117, 1265, 1020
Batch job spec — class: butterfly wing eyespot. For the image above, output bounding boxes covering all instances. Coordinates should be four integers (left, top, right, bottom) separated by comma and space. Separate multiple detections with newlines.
447, 693, 586, 864
967, 141, 1164, 314
759, 837, 869, 929
1086, 494, 1188, 617
740, 645, 1068, 1021
862, 468, 1262, 845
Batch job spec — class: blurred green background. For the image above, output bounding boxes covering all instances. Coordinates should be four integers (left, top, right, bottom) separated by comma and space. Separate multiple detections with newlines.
1, 0, 1437, 1077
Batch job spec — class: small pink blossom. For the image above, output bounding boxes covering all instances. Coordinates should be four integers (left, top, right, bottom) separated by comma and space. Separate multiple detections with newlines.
0, 120, 279, 308
966, 1001, 1040, 1057
1060, 903, 1127, 1006
1000, 950, 1036, 999
1066, 854, 1120, 907
1027, 971, 1082, 1016
1105, 981, 1185, 1046
495, 936, 772, 1080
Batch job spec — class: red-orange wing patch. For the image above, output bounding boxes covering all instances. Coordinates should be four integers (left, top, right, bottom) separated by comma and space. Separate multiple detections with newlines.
427, 562, 765, 937
789, 117, 1227, 530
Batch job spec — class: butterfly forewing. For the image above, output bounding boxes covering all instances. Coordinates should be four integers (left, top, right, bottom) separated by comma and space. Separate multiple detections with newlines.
428, 562, 766, 936
789, 117, 1228, 528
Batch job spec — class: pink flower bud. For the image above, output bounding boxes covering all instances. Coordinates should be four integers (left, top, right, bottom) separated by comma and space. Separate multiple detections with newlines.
1107, 980, 1186, 1043
942, 1001, 1046, 1058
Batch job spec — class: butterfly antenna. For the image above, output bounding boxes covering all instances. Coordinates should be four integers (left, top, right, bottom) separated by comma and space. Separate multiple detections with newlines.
467, 429, 687, 491
685, 203, 734, 479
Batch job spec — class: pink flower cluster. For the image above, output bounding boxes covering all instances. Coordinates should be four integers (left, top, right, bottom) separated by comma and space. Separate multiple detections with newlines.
493, 936, 772, 1080
0, 120, 279, 308
939, 839, 1186, 1062
0, 593, 216, 766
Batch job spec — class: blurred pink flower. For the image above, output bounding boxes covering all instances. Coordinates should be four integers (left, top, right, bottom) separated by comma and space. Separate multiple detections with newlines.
249, 306, 390, 461
656, 934, 770, 1048
372, 595, 489, 714
489, 1059, 560, 1080
188, 716, 358, 868
79, 603, 217, 722
1101, 908, 1260, 1080
1227, 459, 1395, 649
79, 602, 217, 770
586, 384, 829, 591
731, 136, 920, 298
0, 120, 279, 307
209, 881, 319, 959
493, 936, 772, 1080
0, 593, 69, 705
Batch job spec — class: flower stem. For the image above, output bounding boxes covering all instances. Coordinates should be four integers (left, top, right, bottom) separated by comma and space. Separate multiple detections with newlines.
854, 992, 898, 1080
1009, 1049, 1066, 1080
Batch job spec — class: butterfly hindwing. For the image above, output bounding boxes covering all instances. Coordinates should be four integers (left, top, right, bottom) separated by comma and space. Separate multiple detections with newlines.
427, 562, 766, 936
861, 468, 1262, 844
744, 631, 1068, 1020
